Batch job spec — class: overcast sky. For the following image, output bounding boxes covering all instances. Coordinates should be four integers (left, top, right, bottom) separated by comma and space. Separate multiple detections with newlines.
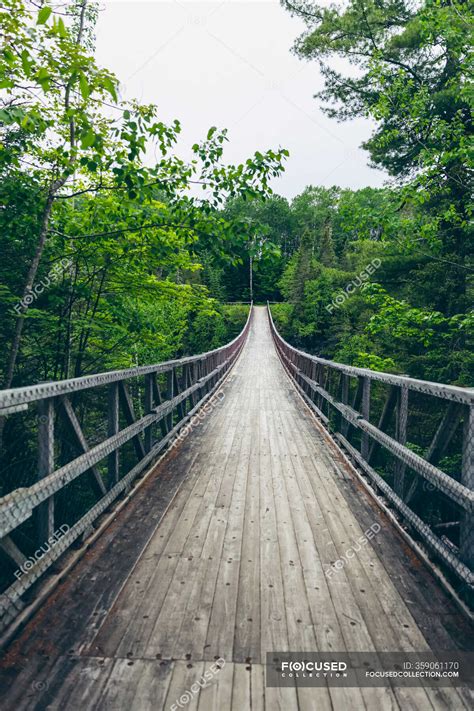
95, 0, 387, 199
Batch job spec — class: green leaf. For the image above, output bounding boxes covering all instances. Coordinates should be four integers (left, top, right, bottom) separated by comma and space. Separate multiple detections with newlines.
21, 114, 34, 130
37, 6, 52, 24
35, 67, 51, 90
0, 107, 25, 124
79, 73, 90, 99
3, 48, 15, 65
103, 77, 118, 103
81, 130, 96, 148
21, 50, 32, 77
57, 17, 68, 38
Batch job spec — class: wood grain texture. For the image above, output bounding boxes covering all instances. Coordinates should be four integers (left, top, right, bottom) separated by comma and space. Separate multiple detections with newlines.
0, 307, 471, 711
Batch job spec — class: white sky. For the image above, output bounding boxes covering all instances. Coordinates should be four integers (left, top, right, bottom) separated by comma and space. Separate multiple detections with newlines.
95, 0, 387, 199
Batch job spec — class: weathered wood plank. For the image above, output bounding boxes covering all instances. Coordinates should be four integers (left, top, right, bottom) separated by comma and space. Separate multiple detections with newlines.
259, 401, 289, 659
0, 307, 472, 711
163, 661, 205, 711
197, 659, 234, 711
233, 389, 261, 663
164, 387, 244, 661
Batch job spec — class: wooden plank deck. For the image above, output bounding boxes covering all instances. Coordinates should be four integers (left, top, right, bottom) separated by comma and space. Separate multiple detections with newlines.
0, 306, 472, 710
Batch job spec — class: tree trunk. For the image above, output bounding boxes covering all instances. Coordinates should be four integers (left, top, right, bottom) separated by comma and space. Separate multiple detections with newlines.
2, 190, 55, 391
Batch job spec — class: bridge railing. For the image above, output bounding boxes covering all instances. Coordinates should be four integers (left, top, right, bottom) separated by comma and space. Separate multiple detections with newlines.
0, 305, 253, 632
268, 304, 473, 600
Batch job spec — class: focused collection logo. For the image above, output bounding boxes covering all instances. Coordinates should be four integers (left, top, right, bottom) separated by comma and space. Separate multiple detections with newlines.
266, 652, 473, 688
281, 660, 347, 676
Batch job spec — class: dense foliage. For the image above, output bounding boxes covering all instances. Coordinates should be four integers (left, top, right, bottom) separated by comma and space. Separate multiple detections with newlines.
0, 0, 288, 398
263, 0, 472, 385
221, 184, 472, 385
0, 0, 471, 396
283, 0, 472, 315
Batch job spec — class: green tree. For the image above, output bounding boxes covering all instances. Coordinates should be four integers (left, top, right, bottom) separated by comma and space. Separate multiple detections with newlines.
0, 0, 289, 395
283, 0, 473, 315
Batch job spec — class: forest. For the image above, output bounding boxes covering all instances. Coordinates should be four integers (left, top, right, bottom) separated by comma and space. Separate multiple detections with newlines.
0, 0, 471, 409
0, 1, 473, 702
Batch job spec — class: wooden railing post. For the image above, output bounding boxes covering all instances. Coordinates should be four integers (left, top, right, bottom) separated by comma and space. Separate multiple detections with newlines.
361, 376, 371, 460
316, 365, 324, 412
37, 398, 55, 543
190, 362, 198, 408
460, 405, 473, 568
166, 368, 174, 432
340, 373, 349, 437
173, 367, 185, 421
305, 359, 312, 398
144, 373, 154, 453
310, 362, 318, 406
195, 359, 203, 402
152, 374, 169, 437
393, 384, 408, 497
108, 382, 120, 486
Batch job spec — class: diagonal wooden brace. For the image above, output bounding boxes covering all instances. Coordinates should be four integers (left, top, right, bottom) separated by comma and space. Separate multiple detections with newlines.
118, 382, 146, 462
59, 396, 107, 497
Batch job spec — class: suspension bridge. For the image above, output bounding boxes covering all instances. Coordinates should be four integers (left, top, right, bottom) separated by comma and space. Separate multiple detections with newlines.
0, 305, 472, 709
